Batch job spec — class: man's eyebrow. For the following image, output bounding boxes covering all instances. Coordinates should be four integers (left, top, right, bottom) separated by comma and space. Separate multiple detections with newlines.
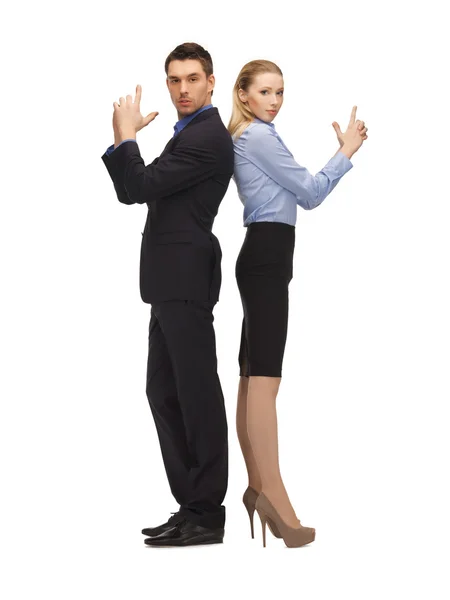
168, 72, 202, 79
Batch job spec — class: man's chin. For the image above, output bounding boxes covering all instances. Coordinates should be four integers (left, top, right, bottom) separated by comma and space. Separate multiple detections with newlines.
177, 105, 197, 119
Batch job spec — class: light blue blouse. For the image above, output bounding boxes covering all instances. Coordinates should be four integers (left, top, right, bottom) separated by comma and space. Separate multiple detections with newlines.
232, 117, 353, 226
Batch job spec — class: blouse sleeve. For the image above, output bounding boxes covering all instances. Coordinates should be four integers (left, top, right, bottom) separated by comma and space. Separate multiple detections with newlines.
245, 125, 353, 210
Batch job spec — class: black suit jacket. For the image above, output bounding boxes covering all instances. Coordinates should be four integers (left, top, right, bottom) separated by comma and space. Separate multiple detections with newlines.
101, 107, 234, 304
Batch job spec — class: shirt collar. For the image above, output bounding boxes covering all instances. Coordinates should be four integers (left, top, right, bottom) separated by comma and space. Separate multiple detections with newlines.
253, 116, 275, 129
173, 104, 213, 136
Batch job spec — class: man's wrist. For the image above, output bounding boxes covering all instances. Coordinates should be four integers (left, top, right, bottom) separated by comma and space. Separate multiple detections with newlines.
114, 128, 136, 148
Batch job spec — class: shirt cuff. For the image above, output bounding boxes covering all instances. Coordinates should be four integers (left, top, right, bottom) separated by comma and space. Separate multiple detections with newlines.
105, 139, 137, 156
331, 150, 354, 174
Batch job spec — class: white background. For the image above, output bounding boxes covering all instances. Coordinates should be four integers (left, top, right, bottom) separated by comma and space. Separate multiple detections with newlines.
1, 0, 449, 598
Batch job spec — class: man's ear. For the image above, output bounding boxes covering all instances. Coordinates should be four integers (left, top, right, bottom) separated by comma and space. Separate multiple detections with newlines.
208, 74, 215, 94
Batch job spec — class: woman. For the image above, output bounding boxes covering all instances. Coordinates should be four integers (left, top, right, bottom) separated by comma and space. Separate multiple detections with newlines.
227, 60, 367, 548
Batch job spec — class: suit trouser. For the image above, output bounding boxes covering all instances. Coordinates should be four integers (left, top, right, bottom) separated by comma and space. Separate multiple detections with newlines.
146, 299, 228, 529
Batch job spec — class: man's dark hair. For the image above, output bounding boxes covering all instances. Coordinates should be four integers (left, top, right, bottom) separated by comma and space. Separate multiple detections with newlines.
165, 42, 214, 96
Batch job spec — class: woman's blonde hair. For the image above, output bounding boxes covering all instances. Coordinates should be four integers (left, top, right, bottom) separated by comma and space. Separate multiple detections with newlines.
227, 59, 283, 139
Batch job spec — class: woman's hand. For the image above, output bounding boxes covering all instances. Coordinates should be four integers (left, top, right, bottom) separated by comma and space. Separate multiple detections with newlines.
332, 106, 368, 154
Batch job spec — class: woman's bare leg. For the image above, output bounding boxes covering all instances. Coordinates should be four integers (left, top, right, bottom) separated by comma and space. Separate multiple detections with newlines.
236, 376, 262, 492
246, 375, 301, 528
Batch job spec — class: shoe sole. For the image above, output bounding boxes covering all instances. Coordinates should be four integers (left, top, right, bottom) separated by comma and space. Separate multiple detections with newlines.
145, 538, 223, 547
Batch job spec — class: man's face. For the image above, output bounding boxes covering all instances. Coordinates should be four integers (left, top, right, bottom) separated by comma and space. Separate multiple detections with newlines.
166, 59, 214, 119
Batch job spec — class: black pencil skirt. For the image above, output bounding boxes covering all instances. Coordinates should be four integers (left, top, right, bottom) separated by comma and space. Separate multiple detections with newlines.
236, 221, 295, 378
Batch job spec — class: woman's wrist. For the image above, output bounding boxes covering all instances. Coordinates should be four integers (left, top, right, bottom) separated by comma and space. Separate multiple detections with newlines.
339, 144, 356, 160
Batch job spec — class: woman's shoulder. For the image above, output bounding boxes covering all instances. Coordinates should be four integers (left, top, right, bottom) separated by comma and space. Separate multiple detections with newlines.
233, 120, 274, 147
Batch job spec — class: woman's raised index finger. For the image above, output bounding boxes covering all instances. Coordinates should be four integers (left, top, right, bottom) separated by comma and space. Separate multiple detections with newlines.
349, 105, 357, 124
134, 84, 142, 104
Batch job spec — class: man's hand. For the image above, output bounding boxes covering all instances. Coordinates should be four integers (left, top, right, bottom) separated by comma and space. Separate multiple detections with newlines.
112, 84, 159, 138
332, 106, 368, 153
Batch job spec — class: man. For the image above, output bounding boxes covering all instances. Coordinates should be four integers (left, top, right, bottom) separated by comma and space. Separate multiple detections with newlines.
101, 43, 234, 547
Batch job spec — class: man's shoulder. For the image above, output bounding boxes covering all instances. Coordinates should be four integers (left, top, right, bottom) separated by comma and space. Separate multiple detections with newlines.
179, 111, 233, 151
185, 109, 229, 135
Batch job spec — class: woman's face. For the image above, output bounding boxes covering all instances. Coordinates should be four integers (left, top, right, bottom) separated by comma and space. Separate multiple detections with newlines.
239, 72, 284, 123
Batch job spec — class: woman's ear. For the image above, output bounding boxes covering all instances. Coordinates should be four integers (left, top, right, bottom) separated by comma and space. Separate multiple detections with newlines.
238, 88, 248, 104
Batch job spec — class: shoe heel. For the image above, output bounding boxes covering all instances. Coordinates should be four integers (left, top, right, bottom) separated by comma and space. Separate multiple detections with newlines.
256, 509, 267, 548
242, 487, 259, 540
244, 503, 255, 539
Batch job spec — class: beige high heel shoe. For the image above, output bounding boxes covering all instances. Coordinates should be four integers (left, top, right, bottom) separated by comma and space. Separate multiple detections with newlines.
255, 492, 316, 548
243, 487, 281, 539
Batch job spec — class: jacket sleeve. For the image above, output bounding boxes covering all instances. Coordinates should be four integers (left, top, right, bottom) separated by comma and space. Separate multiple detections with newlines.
245, 126, 353, 210
101, 145, 160, 205
101, 135, 217, 205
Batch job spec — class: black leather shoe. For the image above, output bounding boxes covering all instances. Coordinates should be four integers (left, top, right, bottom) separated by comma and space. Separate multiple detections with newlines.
141, 512, 183, 537
144, 519, 224, 547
